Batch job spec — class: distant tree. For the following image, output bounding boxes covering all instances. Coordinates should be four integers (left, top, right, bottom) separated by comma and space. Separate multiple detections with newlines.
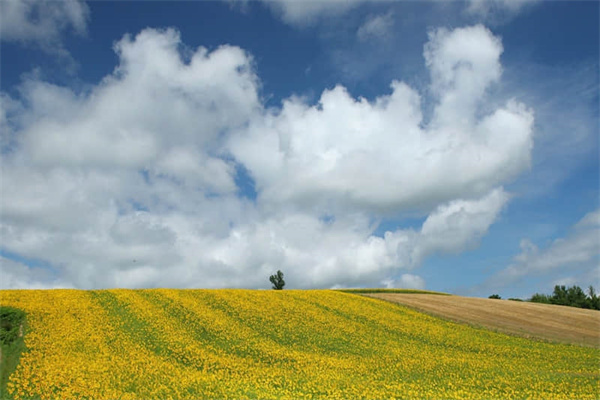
529, 285, 600, 310
269, 270, 285, 290
529, 293, 552, 304
588, 286, 600, 310
566, 286, 588, 308
551, 285, 587, 308
551, 285, 569, 306
488, 294, 501, 299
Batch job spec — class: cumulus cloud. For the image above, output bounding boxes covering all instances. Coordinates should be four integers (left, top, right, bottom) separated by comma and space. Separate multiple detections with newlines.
1, 28, 261, 288
1, 25, 531, 289
17, 28, 258, 175
189, 188, 507, 289
230, 25, 532, 215
0, 0, 89, 54
492, 209, 600, 287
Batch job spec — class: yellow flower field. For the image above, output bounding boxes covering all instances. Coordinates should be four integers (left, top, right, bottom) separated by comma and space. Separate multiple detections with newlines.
1, 289, 598, 399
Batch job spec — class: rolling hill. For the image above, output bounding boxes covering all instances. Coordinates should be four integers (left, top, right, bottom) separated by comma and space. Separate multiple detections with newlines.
1, 289, 598, 399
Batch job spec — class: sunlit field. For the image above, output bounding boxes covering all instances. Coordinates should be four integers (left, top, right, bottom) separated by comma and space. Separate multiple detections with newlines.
1, 289, 599, 399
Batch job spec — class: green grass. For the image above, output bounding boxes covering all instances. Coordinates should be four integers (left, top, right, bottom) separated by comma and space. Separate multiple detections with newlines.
0, 306, 26, 400
335, 288, 450, 295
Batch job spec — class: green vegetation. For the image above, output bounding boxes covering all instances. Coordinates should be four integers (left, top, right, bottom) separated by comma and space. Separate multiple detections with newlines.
0, 306, 26, 399
488, 294, 501, 299
529, 285, 600, 310
337, 288, 450, 295
269, 270, 285, 290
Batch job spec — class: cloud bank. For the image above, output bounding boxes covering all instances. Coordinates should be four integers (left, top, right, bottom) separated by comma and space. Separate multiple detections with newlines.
1, 25, 533, 289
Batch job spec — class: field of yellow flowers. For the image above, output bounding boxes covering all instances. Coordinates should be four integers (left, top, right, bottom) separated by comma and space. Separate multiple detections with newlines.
1, 289, 599, 399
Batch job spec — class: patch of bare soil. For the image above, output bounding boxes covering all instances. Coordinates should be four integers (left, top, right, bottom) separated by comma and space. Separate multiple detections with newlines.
365, 293, 600, 347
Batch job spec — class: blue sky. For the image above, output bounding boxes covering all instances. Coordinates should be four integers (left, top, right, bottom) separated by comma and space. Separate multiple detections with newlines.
1, 0, 598, 298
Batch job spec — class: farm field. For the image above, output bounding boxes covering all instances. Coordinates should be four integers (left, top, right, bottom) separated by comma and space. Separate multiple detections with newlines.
365, 293, 600, 347
1, 289, 599, 400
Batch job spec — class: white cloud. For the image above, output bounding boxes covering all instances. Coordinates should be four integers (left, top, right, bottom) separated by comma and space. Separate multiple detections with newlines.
197, 188, 506, 289
230, 25, 532, 215
357, 12, 394, 41
0, 0, 89, 54
1, 27, 261, 288
17, 28, 258, 176
411, 188, 509, 264
493, 209, 600, 286
258, 0, 365, 26
425, 24, 505, 129
1, 26, 529, 289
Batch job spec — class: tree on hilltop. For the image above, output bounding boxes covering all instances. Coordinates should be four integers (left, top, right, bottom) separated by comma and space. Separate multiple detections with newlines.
269, 270, 285, 290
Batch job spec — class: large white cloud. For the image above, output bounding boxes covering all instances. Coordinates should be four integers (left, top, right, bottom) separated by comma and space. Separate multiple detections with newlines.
1, 25, 530, 289
19, 28, 259, 174
230, 25, 532, 215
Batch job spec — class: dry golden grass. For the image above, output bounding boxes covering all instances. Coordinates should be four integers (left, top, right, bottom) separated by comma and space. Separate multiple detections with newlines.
365, 293, 600, 348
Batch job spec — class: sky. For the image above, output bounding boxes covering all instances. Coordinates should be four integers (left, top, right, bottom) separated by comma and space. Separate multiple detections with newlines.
0, 0, 598, 298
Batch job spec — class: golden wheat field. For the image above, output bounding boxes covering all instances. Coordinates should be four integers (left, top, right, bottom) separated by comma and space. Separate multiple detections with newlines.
365, 293, 600, 347
1, 289, 599, 400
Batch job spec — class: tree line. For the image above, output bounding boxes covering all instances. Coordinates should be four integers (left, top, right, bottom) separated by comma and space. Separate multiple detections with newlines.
490, 285, 600, 310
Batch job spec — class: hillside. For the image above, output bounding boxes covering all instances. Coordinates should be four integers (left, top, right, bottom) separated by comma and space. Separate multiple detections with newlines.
365, 293, 600, 348
1, 289, 599, 399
